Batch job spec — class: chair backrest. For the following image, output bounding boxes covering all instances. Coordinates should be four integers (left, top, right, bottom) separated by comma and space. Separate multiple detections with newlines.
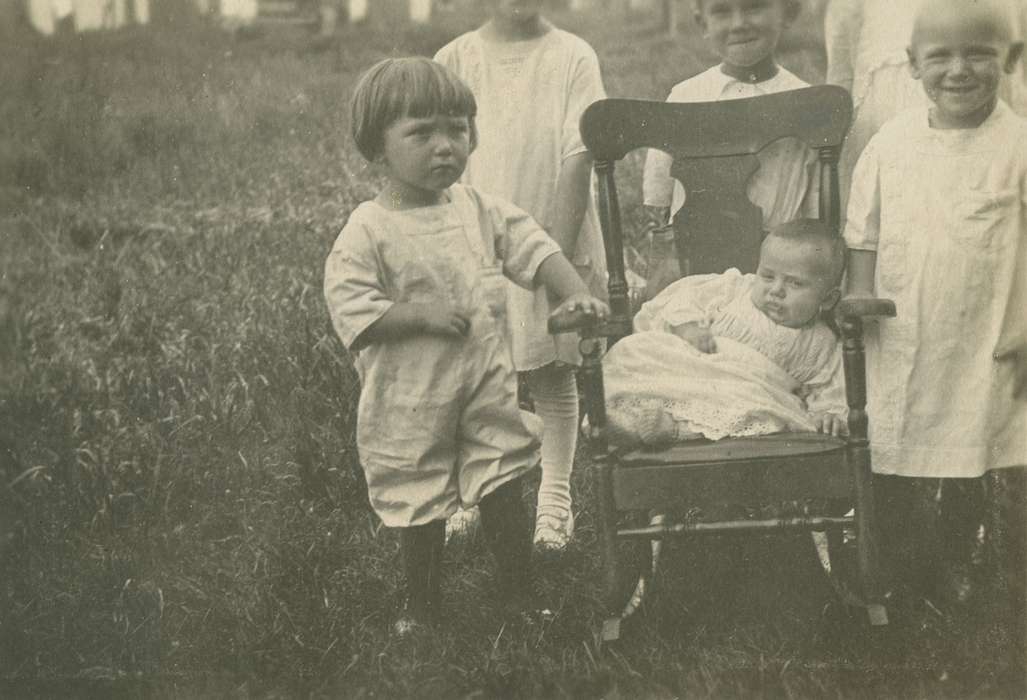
580, 86, 852, 327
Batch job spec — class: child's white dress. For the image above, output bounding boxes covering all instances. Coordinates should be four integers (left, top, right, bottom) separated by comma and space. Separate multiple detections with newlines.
845, 102, 1027, 477
603, 269, 846, 446
642, 66, 819, 229
435, 24, 608, 369
324, 185, 561, 526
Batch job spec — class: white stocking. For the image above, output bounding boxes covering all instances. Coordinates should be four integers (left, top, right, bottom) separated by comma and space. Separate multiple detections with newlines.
527, 363, 579, 513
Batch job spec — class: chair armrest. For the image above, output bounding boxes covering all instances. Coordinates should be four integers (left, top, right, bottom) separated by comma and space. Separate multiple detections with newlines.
836, 296, 896, 318
547, 308, 632, 339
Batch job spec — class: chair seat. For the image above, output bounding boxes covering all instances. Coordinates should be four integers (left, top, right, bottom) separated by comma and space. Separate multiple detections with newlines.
616, 432, 846, 468
610, 433, 852, 510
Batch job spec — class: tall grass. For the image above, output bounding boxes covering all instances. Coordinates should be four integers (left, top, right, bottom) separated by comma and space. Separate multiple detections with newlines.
0, 6, 1022, 697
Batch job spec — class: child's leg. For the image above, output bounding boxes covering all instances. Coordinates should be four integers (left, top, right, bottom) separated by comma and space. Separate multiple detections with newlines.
988, 467, 1026, 662
526, 362, 578, 547
478, 474, 533, 603
937, 476, 987, 603
396, 520, 445, 631
874, 474, 934, 594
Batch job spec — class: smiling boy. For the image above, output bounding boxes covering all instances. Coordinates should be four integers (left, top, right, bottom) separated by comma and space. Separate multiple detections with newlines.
844, 0, 1027, 607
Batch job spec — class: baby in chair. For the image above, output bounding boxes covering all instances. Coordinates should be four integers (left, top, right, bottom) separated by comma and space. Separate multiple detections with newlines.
604, 218, 847, 447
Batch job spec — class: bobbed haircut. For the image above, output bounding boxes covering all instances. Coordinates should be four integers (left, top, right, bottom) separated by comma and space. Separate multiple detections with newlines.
349, 57, 478, 161
763, 218, 846, 287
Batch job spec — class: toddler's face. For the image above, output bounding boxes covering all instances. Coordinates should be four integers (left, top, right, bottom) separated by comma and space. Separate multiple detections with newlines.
696, 0, 793, 71
751, 237, 837, 328
379, 113, 470, 203
908, 9, 1021, 128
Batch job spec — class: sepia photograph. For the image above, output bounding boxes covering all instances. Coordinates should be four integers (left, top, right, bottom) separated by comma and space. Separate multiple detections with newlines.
1, 0, 1025, 696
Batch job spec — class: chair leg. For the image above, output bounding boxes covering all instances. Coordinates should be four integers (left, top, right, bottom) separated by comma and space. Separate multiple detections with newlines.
853, 450, 888, 625
597, 462, 652, 641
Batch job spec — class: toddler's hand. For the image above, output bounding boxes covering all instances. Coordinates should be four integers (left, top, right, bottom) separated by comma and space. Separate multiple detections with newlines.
812, 412, 848, 437
420, 305, 471, 338
552, 293, 610, 321
673, 321, 716, 354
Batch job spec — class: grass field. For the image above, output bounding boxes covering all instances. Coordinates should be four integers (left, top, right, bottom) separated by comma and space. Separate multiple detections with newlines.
0, 4, 1024, 697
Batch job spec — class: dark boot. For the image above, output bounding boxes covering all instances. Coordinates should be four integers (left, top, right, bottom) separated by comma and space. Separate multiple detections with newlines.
936, 477, 987, 607
395, 520, 444, 634
478, 475, 535, 611
993, 468, 1027, 671
874, 475, 929, 597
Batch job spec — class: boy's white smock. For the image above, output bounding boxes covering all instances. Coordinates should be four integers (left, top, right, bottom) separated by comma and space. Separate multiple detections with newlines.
642, 66, 819, 229
845, 103, 1027, 477
435, 25, 608, 370
601, 270, 846, 445
324, 185, 561, 527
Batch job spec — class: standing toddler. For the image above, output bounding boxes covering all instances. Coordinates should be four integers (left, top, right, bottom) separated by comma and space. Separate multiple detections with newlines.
324, 57, 608, 632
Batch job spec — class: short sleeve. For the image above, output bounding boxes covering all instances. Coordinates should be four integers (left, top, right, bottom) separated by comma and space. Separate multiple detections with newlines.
476, 191, 561, 289
433, 39, 456, 70
561, 41, 606, 160
323, 215, 393, 351
843, 134, 883, 251
642, 148, 675, 209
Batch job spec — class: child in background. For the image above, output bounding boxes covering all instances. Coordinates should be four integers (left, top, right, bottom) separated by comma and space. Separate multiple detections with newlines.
324, 57, 608, 632
435, 0, 607, 551
603, 219, 847, 447
824, 0, 1027, 226
844, 0, 1027, 610
642, 0, 819, 276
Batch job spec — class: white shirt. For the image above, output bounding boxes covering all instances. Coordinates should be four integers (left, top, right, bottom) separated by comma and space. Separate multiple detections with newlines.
642, 65, 818, 229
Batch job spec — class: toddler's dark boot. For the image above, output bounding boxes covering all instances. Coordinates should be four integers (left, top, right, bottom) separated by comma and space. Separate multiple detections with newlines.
478, 475, 538, 615
395, 520, 444, 635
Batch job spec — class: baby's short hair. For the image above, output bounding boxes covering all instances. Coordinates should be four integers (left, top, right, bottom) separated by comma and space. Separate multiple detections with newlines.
350, 57, 478, 161
765, 218, 846, 287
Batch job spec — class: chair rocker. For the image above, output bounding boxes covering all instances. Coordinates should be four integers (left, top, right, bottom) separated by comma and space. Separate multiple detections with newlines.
549, 86, 896, 641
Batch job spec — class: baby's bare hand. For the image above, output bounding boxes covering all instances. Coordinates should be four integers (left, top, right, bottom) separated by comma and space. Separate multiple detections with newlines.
813, 412, 848, 437
674, 322, 716, 353
420, 307, 470, 338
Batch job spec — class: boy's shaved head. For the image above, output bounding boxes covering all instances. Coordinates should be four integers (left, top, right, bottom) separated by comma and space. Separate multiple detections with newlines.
907, 0, 1023, 128
911, 0, 1014, 48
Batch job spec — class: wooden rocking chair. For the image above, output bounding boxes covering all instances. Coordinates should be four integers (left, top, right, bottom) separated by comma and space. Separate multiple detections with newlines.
549, 85, 896, 640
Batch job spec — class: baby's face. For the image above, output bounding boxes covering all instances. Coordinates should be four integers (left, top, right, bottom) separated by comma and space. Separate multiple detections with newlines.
908, 3, 1022, 128
751, 238, 836, 328
695, 0, 794, 71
